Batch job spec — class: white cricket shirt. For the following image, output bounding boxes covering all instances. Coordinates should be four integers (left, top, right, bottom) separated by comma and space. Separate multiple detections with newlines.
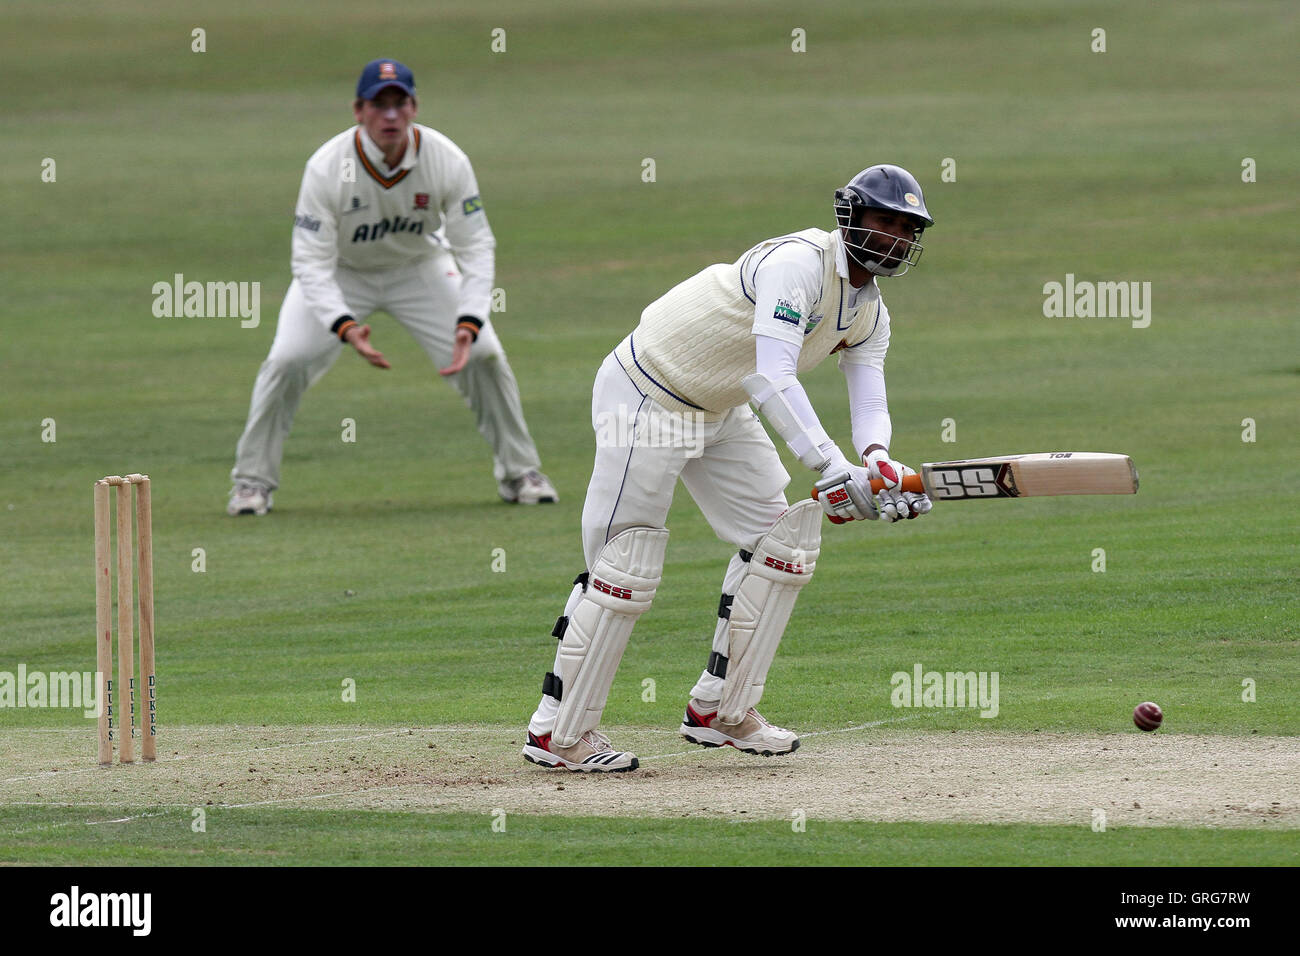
289, 123, 495, 330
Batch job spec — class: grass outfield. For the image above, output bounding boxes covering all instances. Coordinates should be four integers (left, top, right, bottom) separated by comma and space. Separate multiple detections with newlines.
0, 0, 1296, 865
3, 807, 1298, 867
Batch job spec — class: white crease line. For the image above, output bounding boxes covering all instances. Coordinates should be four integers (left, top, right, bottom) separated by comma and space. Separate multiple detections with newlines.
801, 715, 922, 738
1, 717, 928, 831
1, 717, 922, 790
8, 820, 89, 837
0, 725, 553, 785
1, 766, 122, 785
639, 715, 920, 761
3, 801, 194, 809
639, 747, 710, 761
0, 729, 90, 734
85, 810, 172, 827
0, 729, 426, 784
222, 718, 929, 793
8, 808, 178, 838
0, 725, 516, 736
224, 785, 411, 809
149, 729, 421, 765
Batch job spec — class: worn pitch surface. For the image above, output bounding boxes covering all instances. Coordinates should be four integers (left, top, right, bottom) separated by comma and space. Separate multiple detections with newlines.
4, 725, 1296, 829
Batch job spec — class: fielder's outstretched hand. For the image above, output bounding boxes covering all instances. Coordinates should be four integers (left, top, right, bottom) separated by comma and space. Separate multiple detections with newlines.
439, 327, 474, 376
344, 324, 391, 369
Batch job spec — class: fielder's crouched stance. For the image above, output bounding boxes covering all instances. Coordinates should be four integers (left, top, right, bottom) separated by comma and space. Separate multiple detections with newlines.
524, 165, 936, 771
228, 59, 556, 517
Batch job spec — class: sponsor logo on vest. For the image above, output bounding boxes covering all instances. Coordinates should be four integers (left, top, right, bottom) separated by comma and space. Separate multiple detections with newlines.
773, 298, 801, 325
350, 217, 426, 242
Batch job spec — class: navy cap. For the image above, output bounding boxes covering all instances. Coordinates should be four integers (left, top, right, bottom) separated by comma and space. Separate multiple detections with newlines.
356, 59, 415, 100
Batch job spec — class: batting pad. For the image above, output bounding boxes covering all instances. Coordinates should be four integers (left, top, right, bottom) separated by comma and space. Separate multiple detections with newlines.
719, 499, 822, 725
553, 526, 669, 747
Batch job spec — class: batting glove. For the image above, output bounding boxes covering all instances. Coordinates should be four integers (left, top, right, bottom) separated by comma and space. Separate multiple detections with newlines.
814, 460, 879, 524
864, 448, 905, 489
876, 463, 933, 522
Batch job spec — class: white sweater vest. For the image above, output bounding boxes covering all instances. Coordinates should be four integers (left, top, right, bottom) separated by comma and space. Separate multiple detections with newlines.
614, 228, 883, 416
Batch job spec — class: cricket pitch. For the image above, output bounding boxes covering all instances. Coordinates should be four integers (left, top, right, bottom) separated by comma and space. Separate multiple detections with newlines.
2, 725, 1296, 830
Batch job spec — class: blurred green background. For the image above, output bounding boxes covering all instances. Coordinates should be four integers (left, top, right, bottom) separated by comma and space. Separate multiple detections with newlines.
1, 0, 1295, 741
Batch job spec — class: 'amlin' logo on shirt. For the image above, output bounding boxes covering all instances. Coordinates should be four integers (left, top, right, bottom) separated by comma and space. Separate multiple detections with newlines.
773, 299, 801, 325
350, 216, 426, 241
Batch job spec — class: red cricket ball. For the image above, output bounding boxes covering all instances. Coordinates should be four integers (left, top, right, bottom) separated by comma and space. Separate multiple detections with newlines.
1134, 701, 1163, 732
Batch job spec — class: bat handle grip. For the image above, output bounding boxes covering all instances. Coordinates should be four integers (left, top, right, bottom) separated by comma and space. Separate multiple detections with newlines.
870, 474, 925, 494
810, 473, 926, 499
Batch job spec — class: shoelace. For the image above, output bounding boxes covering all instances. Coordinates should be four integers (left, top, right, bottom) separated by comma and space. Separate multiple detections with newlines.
581, 730, 613, 753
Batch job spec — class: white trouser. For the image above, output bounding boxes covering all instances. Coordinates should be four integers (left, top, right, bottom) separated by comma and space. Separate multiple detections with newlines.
231, 251, 540, 490
578, 353, 791, 565
529, 351, 791, 735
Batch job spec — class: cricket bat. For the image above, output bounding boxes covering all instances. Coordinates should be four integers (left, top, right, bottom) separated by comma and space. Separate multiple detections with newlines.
819, 452, 1139, 501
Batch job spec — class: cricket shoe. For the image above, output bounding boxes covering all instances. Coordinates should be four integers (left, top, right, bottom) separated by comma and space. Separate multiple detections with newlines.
499, 470, 558, 505
522, 729, 638, 772
679, 701, 800, 756
226, 481, 273, 516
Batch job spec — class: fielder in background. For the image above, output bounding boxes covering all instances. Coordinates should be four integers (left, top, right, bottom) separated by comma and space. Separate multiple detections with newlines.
523, 165, 935, 771
228, 58, 556, 515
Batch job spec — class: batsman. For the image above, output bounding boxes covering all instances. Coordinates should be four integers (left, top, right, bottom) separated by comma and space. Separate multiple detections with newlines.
523, 165, 935, 771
